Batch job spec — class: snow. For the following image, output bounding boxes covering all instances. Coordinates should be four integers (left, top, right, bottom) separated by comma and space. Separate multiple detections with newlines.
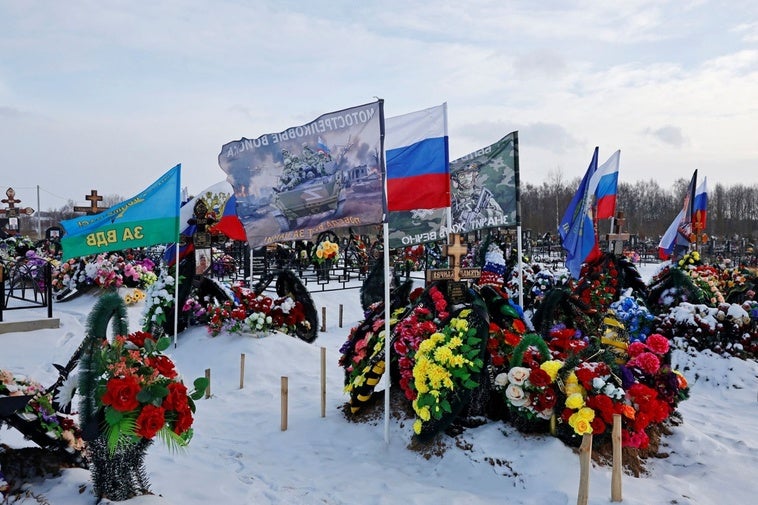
1, 263, 757, 505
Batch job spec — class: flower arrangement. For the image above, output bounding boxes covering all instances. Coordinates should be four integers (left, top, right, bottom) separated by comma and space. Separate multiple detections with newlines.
122, 257, 158, 289
140, 270, 176, 330
0, 369, 84, 454
608, 296, 655, 343
682, 263, 725, 306
211, 252, 237, 276
655, 301, 758, 359
52, 251, 158, 296
558, 361, 631, 438
574, 256, 620, 313
411, 308, 485, 438
392, 285, 449, 401
92, 331, 207, 453
313, 239, 339, 264
205, 284, 309, 337
677, 250, 702, 268
546, 324, 589, 360
124, 288, 146, 305
494, 360, 563, 424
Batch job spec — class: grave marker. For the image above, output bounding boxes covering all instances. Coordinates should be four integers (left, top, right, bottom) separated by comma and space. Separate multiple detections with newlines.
73, 190, 108, 215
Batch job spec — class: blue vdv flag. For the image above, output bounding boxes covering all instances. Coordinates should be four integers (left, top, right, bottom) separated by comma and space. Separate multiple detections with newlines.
559, 148, 601, 279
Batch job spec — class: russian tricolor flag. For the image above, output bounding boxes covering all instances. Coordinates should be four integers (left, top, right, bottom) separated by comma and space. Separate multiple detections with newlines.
589, 150, 620, 220
658, 173, 707, 260
385, 103, 450, 212
692, 176, 707, 231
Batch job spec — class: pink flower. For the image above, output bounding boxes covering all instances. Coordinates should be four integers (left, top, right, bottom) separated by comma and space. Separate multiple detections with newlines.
629, 352, 660, 375
645, 334, 670, 355
628, 341, 646, 357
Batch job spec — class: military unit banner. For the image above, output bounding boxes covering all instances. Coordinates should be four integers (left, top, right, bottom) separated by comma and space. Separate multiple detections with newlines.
60, 164, 181, 260
450, 131, 520, 233
217, 101, 384, 248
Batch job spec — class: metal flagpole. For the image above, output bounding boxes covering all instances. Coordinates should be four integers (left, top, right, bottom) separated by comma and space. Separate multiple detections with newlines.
517, 225, 524, 307
173, 243, 180, 347
383, 221, 391, 444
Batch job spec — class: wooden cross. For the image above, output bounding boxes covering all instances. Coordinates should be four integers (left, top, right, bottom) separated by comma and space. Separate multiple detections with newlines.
444, 234, 468, 281
73, 190, 108, 215
1, 188, 21, 217
605, 212, 630, 254
0, 187, 34, 220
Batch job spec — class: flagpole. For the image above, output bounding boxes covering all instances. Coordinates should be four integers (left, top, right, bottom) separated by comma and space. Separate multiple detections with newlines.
173, 165, 182, 348
517, 225, 524, 308
382, 221, 391, 444
173, 242, 180, 348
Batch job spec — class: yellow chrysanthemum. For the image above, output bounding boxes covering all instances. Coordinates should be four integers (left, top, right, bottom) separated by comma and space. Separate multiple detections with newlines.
431, 332, 446, 344
566, 372, 578, 384
427, 364, 450, 389
413, 419, 423, 434
448, 336, 463, 349
418, 339, 436, 354
434, 345, 454, 364
448, 354, 467, 368
418, 406, 431, 421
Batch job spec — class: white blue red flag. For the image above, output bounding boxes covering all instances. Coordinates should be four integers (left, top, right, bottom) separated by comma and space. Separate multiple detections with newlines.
589, 150, 620, 220
658, 171, 705, 260
385, 103, 449, 212
559, 147, 602, 279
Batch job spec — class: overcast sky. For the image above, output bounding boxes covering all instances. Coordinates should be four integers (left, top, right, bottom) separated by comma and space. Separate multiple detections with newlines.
1, 0, 756, 211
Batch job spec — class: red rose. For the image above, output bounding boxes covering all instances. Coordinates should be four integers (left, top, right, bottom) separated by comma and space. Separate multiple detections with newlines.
528, 368, 551, 388
163, 382, 189, 411
136, 404, 166, 439
590, 416, 606, 435
128, 331, 156, 348
101, 376, 141, 412
587, 394, 615, 423
492, 355, 505, 367
173, 404, 194, 434
148, 355, 178, 379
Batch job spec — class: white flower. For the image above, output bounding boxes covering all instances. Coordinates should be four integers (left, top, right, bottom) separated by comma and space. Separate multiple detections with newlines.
505, 384, 529, 407
592, 377, 606, 390
507, 367, 530, 386
494, 373, 509, 388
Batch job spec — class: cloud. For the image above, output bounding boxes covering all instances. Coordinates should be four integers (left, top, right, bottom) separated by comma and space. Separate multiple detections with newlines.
0, 106, 23, 118
645, 125, 688, 147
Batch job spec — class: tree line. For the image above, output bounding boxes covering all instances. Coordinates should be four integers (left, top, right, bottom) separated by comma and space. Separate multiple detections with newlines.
520, 174, 758, 244
8, 179, 758, 248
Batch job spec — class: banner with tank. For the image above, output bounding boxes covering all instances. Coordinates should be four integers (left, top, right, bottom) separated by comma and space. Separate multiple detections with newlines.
217, 101, 384, 248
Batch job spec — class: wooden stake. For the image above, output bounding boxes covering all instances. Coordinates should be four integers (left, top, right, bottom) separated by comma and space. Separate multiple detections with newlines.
320, 347, 326, 418
239, 353, 246, 389
577, 433, 592, 505
204, 368, 211, 399
321, 307, 326, 332
611, 414, 623, 502
280, 376, 288, 431
338, 304, 344, 328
